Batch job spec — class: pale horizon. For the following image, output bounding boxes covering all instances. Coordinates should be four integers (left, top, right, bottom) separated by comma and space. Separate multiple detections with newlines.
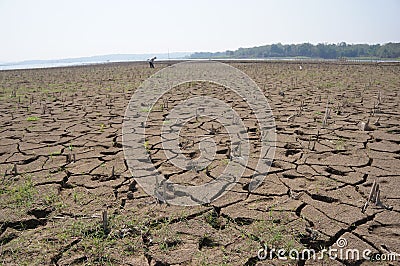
1, 0, 399, 62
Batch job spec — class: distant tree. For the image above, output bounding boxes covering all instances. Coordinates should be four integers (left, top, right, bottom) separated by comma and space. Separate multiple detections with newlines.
225, 50, 233, 56
189, 43, 400, 59
270, 43, 284, 57
298, 43, 313, 57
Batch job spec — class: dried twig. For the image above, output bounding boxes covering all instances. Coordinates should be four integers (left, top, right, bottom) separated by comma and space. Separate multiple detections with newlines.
12, 163, 18, 175
359, 118, 374, 131
311, 130, 319, 151
286, 113, 297, 122
373, 117, 380, 126
102, 210, 109, 234
361, 179, 393, 213
322, 98, 330, 127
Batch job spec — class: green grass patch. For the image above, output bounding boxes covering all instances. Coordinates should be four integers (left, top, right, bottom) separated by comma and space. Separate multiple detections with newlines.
2, 175, 37, 207
140, 107, 152, 113
26, 116, 40, 122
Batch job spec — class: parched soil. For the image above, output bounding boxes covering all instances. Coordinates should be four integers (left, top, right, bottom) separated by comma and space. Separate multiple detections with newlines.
0, 61, 399, 265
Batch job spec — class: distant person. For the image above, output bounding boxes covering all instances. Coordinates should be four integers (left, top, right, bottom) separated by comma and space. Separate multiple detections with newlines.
148, 56, 156, 68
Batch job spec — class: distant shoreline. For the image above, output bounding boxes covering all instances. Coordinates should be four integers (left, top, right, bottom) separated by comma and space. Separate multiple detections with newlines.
1, 57, 399, 71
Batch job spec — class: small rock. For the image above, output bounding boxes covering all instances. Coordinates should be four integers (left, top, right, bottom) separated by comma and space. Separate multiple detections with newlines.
128, 180, 137, 191
127, 191, 134, 200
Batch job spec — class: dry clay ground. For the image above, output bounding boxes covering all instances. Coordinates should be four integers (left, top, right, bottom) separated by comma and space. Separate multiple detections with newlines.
0, 61, 399, 266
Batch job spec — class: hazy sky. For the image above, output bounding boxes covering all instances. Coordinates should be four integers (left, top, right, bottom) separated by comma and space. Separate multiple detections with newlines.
0, 0, 399, 62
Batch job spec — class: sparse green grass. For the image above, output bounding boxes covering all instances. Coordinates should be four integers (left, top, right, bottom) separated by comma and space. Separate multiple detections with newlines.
66, 219, 117, 263
140, 107, 152, 113
222, 158, 229, 165
42, 192, 59, 206
55, 214, 148, 263
73, 191, 80, 203
334, 138, 346, 150
2, 175, 36, 207
49, 149, 62, 157
99, 123, 106, 132
144, 140, 150, 152
26, 116, 40, 122
204, 211, 225, 230
13, 177, 35, 205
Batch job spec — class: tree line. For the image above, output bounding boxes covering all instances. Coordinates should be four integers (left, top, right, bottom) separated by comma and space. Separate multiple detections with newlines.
190, 42, 400, 59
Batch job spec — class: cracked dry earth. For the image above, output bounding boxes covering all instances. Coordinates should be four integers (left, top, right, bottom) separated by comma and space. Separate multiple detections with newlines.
0, 61, 399, 266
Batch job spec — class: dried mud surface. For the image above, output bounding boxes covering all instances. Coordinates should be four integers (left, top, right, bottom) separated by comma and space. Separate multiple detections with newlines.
0, 61, 399, 265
